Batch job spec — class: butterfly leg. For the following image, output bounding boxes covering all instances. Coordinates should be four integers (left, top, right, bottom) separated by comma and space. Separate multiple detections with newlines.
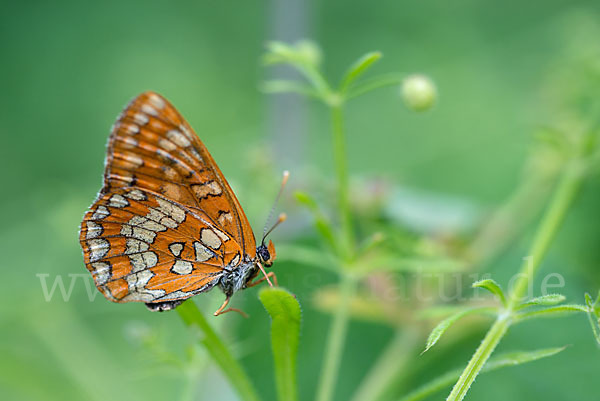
213, 296, 248, 318
246, 271, 278, 288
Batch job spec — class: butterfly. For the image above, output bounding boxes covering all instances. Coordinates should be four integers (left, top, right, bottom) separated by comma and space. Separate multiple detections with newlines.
79, 92, 286, 316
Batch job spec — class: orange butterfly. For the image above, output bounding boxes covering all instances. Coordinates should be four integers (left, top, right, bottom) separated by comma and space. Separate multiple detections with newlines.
79, 92, 286, 316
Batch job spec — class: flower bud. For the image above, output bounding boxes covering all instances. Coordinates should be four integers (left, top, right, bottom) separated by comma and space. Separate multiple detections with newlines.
401, 74, 437, 112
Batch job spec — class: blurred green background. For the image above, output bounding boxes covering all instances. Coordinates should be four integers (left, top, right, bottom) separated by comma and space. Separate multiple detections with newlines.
1, 1, 599, 401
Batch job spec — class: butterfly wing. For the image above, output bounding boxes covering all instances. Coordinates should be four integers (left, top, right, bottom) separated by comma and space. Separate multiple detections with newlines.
80, 188, 244, 303
102, 91, 256, 258
80, 91, 256, 304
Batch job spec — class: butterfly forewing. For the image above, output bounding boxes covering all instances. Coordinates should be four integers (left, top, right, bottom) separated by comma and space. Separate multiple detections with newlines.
80, 92, 256, 305
104, 91, 256, 257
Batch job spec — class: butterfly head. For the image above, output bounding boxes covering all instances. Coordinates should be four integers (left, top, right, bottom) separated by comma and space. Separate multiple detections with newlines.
257, 240, 277, 267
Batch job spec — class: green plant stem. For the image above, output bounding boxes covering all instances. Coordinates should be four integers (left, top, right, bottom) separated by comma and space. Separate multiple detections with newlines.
177, 300, 261, 401
446, 315, 510, 401
446, 158, 587, 401
331, 104, 355, 260
508, 161, 586, 308
316, 275, 358, 401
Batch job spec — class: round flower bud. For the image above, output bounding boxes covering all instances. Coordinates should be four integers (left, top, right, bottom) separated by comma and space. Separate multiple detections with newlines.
401, 74, 437, 112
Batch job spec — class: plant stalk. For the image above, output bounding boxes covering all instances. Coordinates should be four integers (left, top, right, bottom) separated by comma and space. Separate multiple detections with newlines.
331, 104, 355, 260
316, 275, 358, 401
446, 315, 510, 401
446, 157, 587, 401
177, 300, 261, 401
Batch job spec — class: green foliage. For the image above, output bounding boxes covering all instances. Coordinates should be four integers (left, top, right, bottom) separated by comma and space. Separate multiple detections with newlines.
517, 293, 567, 309
259, 288, 302, 401
263, 40, 439, 401
7, 7, 600, 399
472, 279, 507, 307
399, 347, 567, 401
422, 307, 495, 354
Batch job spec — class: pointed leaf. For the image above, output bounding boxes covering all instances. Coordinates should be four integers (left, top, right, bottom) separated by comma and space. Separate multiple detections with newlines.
340, 51, 382, 92
518, 294, 566, 309
422, 307, 493, 354
514, 304, 588, 322
399, 347, 566, 401
260, 288, 301, 401
585, 309, 600, 345
472, 279, 506, 306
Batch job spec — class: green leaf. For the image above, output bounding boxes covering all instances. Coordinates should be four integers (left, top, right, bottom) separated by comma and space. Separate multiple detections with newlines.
472, 279, 507, 306
518, 293, 566, 309
585, 309, 600, 345
422, 307, 493, 354
584, 292, 600, 345
262, 41, 330, 96
259, 288, 302, 401
398, 347, 566, 401
340, 51, 382, 93
514, 304, 588, 322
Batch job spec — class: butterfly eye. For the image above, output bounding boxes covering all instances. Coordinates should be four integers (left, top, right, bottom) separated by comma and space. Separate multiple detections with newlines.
257, 245, 272, 267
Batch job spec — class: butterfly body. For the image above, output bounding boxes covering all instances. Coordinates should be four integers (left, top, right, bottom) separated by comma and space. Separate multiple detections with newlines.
79, 92, 277, 314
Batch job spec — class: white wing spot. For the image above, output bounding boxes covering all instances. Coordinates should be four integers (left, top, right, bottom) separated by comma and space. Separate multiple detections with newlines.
158, 289, 195, 301
193, 241, 213, 262
120, 224, 157, 244
91, 205, 110, 220
141, 104, 158, 116
192, 181, 222, 199
229, 253, 241, 266
121, 153, 143, 168
166, 129, 191, 147
85, 221, 103, 239
109, 194, 129, 208
146, 208, 178, 229
125, 238, 150, 254
88, 238, 110, 262
123, 123, 139, 135
133, 113, 149, 125
120, 136, 138, 149
123, 269, 165, 302
179, 124, 195, 141
171, 260, 193, 275
200, 228, 221, 250
158, 138, 177, 151
129, 251, 158, 272
91, 262, 111, 285
148, 93, 166, 110
156, 198, 185, 223
129, 215, 166, 232
218, 212, 233, 226
212, 227, 229, 242
169, 242, 184, 257
125, 189, 147, 201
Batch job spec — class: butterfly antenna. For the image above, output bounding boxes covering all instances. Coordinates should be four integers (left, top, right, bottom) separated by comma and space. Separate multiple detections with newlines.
262, 170, 289, 244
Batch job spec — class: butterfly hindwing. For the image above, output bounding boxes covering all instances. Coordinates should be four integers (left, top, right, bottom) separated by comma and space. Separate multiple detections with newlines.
80, 188, 243, 303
